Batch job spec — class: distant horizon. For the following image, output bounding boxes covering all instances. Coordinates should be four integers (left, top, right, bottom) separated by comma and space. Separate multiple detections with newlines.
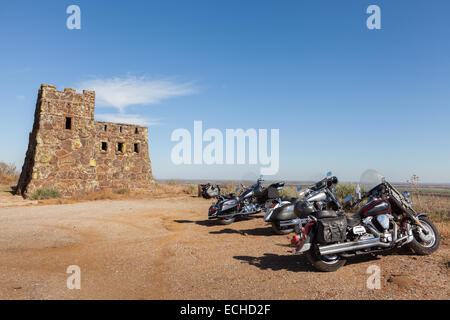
155, 177, 450, 187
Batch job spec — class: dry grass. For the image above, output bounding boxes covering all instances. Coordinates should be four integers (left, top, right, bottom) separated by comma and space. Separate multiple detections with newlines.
434, 221, 450, 242
35, 181, 198, 205
411, 193, 450, 222
0, 162, 19, 186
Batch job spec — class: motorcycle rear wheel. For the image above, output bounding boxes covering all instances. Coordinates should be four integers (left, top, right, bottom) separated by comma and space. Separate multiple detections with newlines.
306, 244, 346, 272
271, 222, 294, 235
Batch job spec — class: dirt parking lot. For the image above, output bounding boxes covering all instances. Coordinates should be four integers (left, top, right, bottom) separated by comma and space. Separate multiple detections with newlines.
0, 196, 448, 300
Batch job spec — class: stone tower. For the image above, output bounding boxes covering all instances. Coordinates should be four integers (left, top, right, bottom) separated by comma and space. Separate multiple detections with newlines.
16, 84, 153, 197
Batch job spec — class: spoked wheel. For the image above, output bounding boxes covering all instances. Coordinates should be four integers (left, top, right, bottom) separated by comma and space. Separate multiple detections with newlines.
271, 222, 294, 235
218, 217, 235, 225
306, 244, 347, 272
407, 216, 440, 255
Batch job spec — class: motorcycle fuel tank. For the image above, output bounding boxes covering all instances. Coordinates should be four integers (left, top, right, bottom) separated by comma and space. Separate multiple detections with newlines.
221, 199, 239, 212
307, 191, 327, 202
358, 199, 391, 218
294, 200, 315, 218
270, 204, 296, 221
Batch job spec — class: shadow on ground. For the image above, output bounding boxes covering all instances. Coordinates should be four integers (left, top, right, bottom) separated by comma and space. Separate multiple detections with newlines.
234, 253, 315, 272
210, 227, 275, 236
173, 215, 264, 228
173, 219, 218, 227
0, 186, 15, 195
235, 252, 385, 272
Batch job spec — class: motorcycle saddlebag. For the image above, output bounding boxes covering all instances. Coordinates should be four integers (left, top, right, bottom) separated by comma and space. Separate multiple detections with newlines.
205, 185, 220, 198
201, 184, 220, 199
316, 216, 347, 244
265, 186, 280, 199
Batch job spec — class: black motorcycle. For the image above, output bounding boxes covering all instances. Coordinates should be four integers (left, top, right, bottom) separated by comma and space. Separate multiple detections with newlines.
208, 176, 285, 225
291, 170, 440, 272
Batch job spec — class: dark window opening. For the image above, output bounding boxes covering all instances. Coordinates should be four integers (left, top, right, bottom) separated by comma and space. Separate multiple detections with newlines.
65, 117, 72, 130
101, 142, 108, 151
119, 126, 123, 133
134, 143, 139, 153
117, 142, 124, 153
135, 128, 139, 134
103, 125, 107, 131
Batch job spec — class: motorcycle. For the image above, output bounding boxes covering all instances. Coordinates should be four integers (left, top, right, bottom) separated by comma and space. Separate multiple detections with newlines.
263, 172, 339, 235
291, 169, 440, 272
208, 175, 285, 225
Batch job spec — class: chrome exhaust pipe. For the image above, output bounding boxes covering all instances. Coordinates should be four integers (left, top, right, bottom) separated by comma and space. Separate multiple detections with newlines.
279, 217, 312, 228
279, 219, 302, 227
319, 237, 391, 255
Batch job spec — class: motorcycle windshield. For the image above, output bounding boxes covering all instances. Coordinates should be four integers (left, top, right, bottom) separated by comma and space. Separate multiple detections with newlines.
360, 169, 385, 193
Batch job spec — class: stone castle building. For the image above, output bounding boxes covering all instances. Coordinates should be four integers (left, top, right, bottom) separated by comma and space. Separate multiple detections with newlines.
16, 84, 153, 197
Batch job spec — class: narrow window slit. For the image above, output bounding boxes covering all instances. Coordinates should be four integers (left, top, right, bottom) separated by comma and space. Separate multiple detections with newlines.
65, 117, 72, 130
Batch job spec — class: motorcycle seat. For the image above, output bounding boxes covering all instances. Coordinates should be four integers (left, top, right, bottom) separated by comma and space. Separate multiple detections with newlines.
281, 196, 297, 203
346, 215, 361, 227
315, 210, 338, 218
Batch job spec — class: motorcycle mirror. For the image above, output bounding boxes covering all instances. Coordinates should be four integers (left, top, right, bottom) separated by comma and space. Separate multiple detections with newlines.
402, 191, 412, 204
327, 171, 332, 177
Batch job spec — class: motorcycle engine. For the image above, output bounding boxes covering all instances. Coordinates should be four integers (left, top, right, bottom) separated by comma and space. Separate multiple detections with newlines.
372, 214, 390, 233
375, 214, 390, 230
369, 214, 394, 243
350, 225, 374, 241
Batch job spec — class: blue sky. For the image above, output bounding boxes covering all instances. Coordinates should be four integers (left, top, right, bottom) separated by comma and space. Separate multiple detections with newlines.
0, 0, 449, 183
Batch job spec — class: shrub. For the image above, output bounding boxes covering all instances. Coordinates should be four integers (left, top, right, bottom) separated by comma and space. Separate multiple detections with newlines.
279, 187, 298, 198
113, 188, 129, 195
0, 162, 19, 185
336, 183, 357, 202
30, 188, 61, 200
189, 184, 197, 196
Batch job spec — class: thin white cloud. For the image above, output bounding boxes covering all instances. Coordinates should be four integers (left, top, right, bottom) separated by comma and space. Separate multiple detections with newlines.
15, 67, 32, 73
95, 113, 161, 126
78, 75, 196, 112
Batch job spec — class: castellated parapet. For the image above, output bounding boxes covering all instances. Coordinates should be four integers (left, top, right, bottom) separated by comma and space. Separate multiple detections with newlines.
16, 84, 153, 197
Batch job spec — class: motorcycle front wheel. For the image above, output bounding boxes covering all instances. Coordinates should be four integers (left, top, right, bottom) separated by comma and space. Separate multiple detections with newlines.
306, 244, 346, 272
218, 217, 235, 225
271, 222, 294, 235
407, 216, 440, 255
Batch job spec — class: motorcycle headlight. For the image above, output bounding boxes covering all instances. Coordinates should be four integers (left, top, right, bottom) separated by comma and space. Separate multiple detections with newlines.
402, 191, 412, 204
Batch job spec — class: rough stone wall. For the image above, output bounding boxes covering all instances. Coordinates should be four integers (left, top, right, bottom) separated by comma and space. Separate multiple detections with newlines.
16, 84, 153, 197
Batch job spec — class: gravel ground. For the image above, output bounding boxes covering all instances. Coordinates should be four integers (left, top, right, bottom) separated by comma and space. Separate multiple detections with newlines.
0, 196, 448, 300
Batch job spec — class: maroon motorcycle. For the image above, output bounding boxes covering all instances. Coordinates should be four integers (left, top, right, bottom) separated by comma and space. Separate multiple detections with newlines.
291, 170, 440, 272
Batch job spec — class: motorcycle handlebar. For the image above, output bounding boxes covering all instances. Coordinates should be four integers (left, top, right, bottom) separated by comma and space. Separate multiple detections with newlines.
310, 176, 338, 191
